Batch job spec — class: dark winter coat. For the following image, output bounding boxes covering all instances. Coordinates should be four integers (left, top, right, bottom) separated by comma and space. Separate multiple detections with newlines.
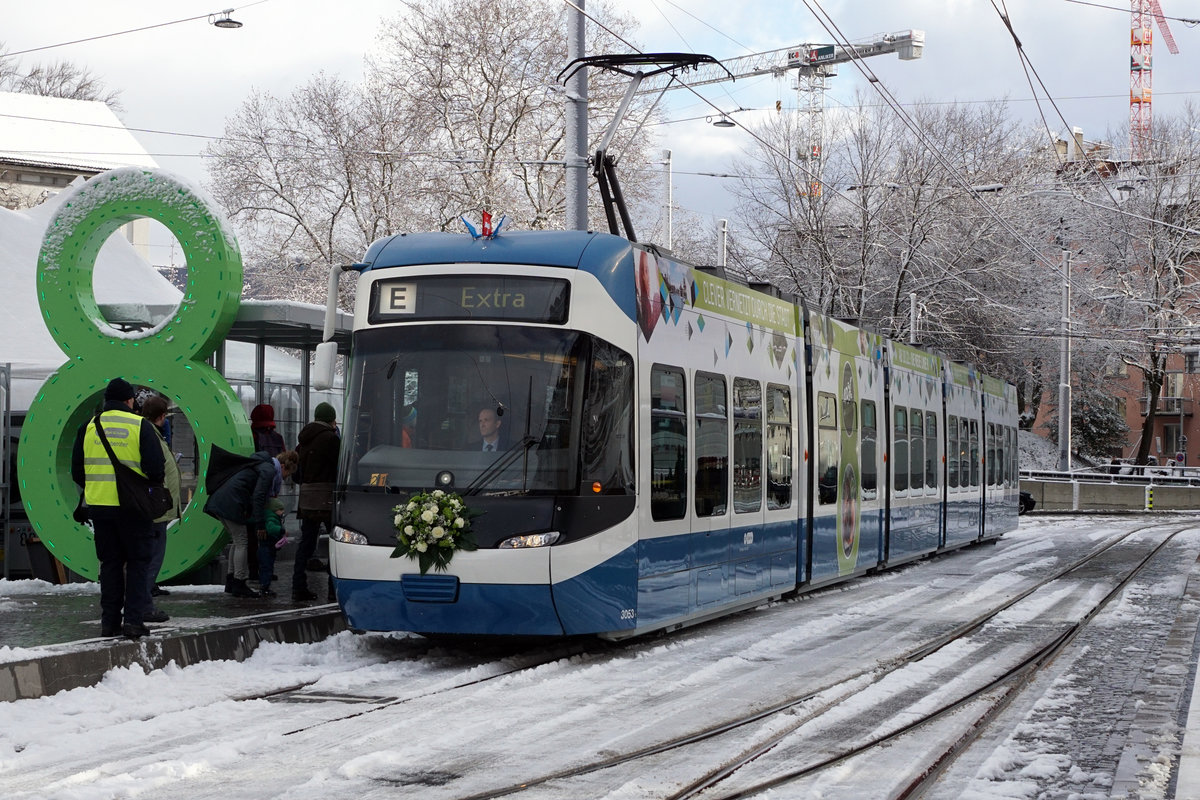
203, 449, 277, 530
252, 426, 286, 457
296, 420, 339, 520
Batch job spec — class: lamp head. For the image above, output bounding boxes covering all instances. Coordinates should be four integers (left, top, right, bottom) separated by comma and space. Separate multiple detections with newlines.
210, 9, 243, 28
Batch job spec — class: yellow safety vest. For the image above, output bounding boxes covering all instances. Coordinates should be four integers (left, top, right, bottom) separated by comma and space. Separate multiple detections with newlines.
82, 409, 146, 508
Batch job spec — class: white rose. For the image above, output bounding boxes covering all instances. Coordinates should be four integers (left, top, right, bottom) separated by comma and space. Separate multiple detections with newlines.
394, 514, 404, 527
406, 502, 416, 512
431, 526, 445, 539
415, 541, 427, 553
421, 510, 435, 523
433, 489, 445, 498
454, 517, 465, 528
404, 525, 414, 536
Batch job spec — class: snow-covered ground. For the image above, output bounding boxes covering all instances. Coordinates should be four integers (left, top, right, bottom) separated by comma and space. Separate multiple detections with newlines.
1, 514, 1199, 799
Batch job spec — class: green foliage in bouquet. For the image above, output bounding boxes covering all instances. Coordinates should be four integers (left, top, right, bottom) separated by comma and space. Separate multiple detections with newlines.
390, 490, 481, 574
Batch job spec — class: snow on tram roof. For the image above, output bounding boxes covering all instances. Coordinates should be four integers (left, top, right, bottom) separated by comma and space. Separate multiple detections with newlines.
359, 229, 634, 272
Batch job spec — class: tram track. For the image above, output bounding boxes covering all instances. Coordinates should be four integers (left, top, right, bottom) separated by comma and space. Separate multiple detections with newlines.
439, 521, 1191, 800
271, 637, 612, 736
679, 522, 1193, 800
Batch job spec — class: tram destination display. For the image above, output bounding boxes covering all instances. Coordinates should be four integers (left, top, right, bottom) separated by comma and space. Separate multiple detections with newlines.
369, 275, 570, 324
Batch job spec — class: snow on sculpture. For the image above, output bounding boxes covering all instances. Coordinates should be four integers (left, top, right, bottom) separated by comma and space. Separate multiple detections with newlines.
19, 168, 251, 580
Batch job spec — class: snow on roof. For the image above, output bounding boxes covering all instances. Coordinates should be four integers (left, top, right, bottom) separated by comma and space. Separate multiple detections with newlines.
0, 91, 157, 173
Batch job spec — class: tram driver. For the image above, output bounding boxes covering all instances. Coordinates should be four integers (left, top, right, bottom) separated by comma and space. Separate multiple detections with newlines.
471, 406, 506, 452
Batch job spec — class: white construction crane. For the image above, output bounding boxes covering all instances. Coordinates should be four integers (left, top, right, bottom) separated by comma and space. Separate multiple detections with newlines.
639, 30, 925, 195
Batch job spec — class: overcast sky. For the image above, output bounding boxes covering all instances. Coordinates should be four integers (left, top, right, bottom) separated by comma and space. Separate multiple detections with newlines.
3, 0, 1199, 238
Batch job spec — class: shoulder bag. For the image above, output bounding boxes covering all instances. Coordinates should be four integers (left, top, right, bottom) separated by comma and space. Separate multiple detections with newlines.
94, 414, 174, 522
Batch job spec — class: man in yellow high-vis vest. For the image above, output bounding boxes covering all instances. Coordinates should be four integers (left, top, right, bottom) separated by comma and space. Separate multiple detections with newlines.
71, 377, 166, 639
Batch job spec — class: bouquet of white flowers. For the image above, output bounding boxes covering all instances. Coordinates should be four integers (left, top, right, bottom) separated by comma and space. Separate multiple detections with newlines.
389, 489, 479, 574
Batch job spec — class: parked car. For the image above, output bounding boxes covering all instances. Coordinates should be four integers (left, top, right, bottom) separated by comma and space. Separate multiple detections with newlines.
1019, 490, 1036, 515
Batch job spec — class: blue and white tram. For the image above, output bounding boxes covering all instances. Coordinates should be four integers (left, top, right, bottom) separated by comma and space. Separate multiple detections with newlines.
320, 229, 1019, 638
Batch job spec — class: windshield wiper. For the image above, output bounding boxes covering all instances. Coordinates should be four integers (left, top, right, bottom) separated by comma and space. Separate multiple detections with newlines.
464, 435, 539, 496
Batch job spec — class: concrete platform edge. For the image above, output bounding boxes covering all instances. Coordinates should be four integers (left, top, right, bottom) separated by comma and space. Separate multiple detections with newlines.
0, 606, 347, 702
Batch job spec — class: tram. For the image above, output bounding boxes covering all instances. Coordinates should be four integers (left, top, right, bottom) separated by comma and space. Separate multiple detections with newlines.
312, 229, 1020, 639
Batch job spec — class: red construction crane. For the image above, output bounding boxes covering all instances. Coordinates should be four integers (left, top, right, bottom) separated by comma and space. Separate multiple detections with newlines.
1130, 0, 1179, 161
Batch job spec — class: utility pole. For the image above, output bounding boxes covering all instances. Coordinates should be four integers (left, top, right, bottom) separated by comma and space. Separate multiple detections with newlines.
910, 292, 918, 344
663, 149, 673, 249
565, 0, 588, 231
1059, 249, 1072, 472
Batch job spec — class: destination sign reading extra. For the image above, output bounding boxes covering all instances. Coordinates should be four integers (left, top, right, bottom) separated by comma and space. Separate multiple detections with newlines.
369, 275, 570, 324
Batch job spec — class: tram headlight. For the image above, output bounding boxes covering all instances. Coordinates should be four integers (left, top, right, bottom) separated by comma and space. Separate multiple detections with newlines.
331, 526, 368, 545
498, 531, 561, 549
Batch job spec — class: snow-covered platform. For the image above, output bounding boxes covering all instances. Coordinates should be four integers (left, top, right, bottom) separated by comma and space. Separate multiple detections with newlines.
0, 579, 345, 701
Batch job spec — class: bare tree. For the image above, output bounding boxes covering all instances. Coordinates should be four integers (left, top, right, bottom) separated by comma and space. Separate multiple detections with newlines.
732, 95, 1055, 386
205, 0, 657, 302
1071, 109, 1200, 465
0, 45, 122, 108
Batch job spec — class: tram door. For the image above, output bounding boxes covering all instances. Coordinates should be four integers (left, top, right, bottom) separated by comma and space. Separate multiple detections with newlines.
943, 363, 983, 547
981, 377, 1019, 539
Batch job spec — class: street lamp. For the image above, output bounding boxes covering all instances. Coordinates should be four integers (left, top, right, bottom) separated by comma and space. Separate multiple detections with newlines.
209, 9, 243, 28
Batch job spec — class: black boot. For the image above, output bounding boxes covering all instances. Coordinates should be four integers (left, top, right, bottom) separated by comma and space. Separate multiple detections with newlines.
123, 622, 151, 639
230, 578, 261, 598
224, 573, 235, 593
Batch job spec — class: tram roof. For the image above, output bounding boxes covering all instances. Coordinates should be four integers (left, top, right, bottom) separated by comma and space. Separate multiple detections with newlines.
361, 230, 632, 271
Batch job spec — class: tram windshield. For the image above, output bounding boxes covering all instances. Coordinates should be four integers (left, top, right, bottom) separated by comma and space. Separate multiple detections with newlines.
341, 324, 634, 496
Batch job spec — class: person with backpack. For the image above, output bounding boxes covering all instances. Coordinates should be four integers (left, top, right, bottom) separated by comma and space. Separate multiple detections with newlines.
204, 446, 298, 598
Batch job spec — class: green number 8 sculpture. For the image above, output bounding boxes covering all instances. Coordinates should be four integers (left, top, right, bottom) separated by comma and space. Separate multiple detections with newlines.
19, 168, 252, 581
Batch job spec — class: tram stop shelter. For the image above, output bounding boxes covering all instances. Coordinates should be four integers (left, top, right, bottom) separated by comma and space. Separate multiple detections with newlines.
1, 298, 353, 582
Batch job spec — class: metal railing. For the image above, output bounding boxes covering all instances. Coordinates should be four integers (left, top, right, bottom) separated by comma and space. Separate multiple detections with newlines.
1138, 395, 1193, 416
1020, 464, 1200, 487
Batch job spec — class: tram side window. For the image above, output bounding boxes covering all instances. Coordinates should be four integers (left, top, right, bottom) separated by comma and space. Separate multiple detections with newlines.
766, 384, 792, 510
861, 400, 878, 500
1002, 426, 1012, 487
817, 392, 838, 504
893, 406, 909, 492
969, 419, 980, 487
650, 365, 687, 520
580, 341, 635, 494
694, 372, 728, 517
959, 417, 971, 488
733, 378, 762, 514
947, 415, 959, 489
909, 408, 924, 491
925, 411, 938, 491
1010, 426, 1019, 486
987, 423, 997, 486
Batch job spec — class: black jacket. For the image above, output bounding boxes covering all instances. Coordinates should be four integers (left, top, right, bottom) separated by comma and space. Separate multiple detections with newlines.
296, 421, 339, 517
203, 450, 276, 528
